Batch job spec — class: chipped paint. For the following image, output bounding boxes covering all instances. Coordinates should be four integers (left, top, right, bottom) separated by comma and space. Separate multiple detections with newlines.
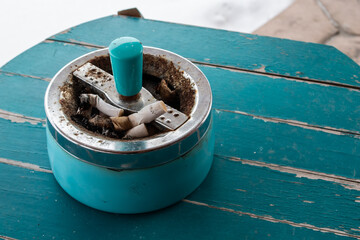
68, 39, 105, 49
303, 200, 315, 204
0, 235, 18, 240
191, 60, 360, 92
0, 70, 51, 82
0, 109, 45, 126
58, 27, 73, 35
236, 189, 247, 192
239, 33, 257, 40
218, 109, 359, 136
182, 199, 360, 239
227, 156, 360, 192
0, 157, 52, 173
45, 39, 104, 50
254, 65, 266, 73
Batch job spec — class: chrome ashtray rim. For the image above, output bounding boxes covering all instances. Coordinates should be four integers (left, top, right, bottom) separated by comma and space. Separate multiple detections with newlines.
45, 47, 212, 170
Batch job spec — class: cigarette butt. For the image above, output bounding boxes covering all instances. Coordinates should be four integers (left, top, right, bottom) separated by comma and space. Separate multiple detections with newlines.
80, 94, 124, 117
89, 115, 113, 129
110, 116, 133, 131
129, 101, 167, 126
124, 123, 149, 139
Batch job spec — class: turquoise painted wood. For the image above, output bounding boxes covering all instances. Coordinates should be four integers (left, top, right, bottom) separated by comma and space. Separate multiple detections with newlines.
48, 15, 360, 87
0, 161, 357, 240
1, 42, 360, 134
1, 14, 360, 240
0, 119, 48, 169
0, 73, 48, 118
214, 111, 360, 179
0, 41, 97, 79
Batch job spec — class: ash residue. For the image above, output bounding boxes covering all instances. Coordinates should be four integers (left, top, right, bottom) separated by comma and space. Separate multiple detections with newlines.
143, 54, 195, 115
60, 54, 195, 140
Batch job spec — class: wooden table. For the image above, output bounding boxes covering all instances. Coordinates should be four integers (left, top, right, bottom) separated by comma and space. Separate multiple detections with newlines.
1, 13, 360, 240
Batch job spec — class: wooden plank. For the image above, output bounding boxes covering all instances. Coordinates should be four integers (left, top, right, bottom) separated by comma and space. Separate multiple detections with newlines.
0, 73, 48, 119
47, 15, 360, 87
214, 110, 360, 179
0, 118, 48, 170
190, 155, 360, 237
1, 42, 360, 134
0, 161, 357, 240
0, 41, 98, 79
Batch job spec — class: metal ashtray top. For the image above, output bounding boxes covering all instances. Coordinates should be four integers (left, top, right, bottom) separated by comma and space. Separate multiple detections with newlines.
45, 47, 212, 170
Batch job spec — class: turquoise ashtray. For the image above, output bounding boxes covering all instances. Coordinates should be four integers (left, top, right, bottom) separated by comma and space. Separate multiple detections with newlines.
44, 47, 214, 214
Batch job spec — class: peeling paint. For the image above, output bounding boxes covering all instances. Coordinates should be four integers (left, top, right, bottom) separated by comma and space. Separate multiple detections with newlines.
182, 199, 360, 239
58, 27, 73, 35
68, 39, 105, 49
239, 33, 257, 40
0, 235, 18, 240
192, 60, 360, 93
0, 70, 51, 82
218, 109, 359, 136
0, 109, 45, 126
236, 189, 247, 192
254, 65, 266, 73
227, 156, 360, 192
0, 158, 52, 173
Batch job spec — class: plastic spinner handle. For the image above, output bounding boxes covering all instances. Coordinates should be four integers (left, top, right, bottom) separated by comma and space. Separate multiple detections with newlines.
109, 37, 143, 97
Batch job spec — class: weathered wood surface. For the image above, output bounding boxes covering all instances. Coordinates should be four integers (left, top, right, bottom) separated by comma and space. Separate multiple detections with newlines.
1, 15, 360, 240
47, 15, 360, 88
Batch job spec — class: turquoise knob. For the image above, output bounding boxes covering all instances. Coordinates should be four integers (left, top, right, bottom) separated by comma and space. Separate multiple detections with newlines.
109, 37, 143, 97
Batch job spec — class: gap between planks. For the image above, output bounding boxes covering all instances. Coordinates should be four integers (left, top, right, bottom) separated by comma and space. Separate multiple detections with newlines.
217, 109, 360, 137
3, 152, 360, 193
182, 199, 360, 239
0, 158, 52, 173
217, 154, 360, 191
0, 70, 51, 82
0, 235, 18, 240
0, 109, 45, 126
44, 38, 360, 92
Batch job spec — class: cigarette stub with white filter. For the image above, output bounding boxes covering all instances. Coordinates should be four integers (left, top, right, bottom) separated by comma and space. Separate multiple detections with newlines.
128, 101, 167, 126
111, 101, 166, 132
80, 94, 124, 117
124, 123, 149, 139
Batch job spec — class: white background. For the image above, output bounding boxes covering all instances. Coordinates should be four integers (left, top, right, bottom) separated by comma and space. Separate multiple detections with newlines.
0, 0, 293, 67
